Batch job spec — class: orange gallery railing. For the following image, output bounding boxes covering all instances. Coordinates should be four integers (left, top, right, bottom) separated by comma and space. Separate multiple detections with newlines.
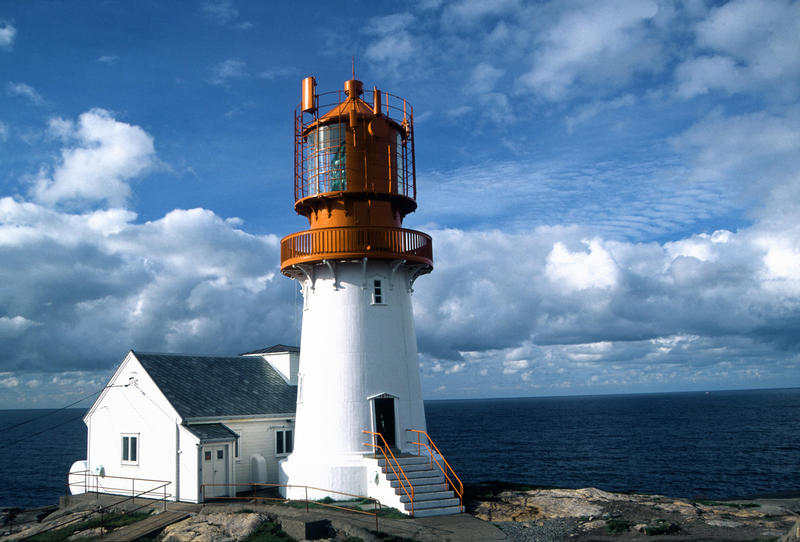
281, 226, 432, 270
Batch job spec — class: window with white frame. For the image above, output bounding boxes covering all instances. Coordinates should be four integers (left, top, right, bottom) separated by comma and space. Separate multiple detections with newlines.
121, 434, 139, 464
276, 429, 293, 455
372, 279, 384, 305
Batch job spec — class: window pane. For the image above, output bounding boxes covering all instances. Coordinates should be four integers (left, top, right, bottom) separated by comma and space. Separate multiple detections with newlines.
217, 449, 224, 459
286, 430, 293, 453
205, 451, 211, 461
130, 437, 137, 462
276, 431, 284, 454
235, 438, 239, 458
308, 123, 346, 194
122, 436, 129, 461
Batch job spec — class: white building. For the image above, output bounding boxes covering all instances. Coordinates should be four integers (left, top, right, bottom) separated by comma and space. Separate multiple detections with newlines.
72, 345, 298, 503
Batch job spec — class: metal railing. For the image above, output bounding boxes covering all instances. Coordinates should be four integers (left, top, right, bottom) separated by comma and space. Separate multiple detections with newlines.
407, 429, 464, 510
280, 226, 433, 269
363, 430, 415, 516
295, 87, 416, 203
199, 482, 382, 531
15, 471, 173, 541
67, 470, 171, 507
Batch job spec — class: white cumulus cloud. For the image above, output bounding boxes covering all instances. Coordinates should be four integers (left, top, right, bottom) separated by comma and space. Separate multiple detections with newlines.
31, 109, 157, 208
0, 20, 15, 48
675, 0, 800, 99
518, 0, 663, 100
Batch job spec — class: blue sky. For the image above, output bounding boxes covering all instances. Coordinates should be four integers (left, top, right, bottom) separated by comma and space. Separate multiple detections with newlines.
1, 0, 799, 408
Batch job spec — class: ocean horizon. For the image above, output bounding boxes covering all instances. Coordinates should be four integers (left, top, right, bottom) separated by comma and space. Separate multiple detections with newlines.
2, 387, 799, 510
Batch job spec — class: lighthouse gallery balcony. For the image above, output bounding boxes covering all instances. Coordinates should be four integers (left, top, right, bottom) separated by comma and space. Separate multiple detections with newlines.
280, 225, 432, 271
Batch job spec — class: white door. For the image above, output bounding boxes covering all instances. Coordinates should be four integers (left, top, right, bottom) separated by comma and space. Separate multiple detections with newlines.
202, 445, 228, 498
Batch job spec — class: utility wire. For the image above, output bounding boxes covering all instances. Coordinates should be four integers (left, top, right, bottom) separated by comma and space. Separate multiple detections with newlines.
0, 384, 129, 450
0, 409, 88, 450
1, 388, 105, 432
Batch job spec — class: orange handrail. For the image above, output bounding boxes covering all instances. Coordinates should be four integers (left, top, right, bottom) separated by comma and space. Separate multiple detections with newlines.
407, 429, 463, 509
363, 430, 415, 516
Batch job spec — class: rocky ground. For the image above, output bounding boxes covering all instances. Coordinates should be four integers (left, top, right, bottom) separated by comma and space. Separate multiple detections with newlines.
467, 484, 800, 541
2, 486, 799, 541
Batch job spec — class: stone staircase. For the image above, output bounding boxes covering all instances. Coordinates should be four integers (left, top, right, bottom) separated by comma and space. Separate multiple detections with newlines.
367, 454, 462, 517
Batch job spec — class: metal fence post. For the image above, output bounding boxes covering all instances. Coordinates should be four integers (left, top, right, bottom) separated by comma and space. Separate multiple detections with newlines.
305, 487, 308, 512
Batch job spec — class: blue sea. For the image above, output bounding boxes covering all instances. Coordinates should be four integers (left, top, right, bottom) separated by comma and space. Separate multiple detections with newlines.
2, 388, 799, 510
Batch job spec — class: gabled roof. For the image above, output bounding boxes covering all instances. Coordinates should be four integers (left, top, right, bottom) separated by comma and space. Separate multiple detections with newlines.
185, 423, 238, 443
240, 344, 299, 355
133, 352, 297, 420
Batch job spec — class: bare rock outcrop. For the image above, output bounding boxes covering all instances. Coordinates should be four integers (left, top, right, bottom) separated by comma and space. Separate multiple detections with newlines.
159, 512, 267, 542
468, 486, 800, 541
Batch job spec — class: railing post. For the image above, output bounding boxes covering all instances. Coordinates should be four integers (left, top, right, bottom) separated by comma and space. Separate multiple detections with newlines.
305, 487, 309, 512
163, 484, 167, 511
132, 478, 135, 504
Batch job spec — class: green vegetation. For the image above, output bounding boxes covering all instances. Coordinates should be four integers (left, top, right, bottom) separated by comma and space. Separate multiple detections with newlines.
376, 507, 409, 519
26, 512, 150, 542
605, 518, 635, 533
643, 519, 680, 535
241, 521, 296, 542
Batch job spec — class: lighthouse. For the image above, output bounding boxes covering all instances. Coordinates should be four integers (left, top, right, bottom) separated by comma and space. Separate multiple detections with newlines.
278, 76, 461, 516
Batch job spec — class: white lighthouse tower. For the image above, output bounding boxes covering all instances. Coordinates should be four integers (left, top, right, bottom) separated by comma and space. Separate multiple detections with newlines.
278, 76, 461, 516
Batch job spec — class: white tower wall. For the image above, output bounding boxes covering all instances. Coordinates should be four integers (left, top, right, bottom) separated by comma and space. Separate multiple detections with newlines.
280, 259, 427, 498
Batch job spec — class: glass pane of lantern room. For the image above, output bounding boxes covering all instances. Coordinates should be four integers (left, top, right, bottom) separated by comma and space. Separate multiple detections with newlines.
308, 123, 346, 195
396, 132, 404, 195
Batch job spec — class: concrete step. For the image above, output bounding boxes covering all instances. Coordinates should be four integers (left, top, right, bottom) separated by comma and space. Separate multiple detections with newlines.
385, 469, 442, 481
402, 482, 449, 494
400, 491, 455, 502
388, 476, 443, 488
412, 506, 463, 518
382, 462, 434, 473
376, 455, 432, 467
403, 497, 461, 510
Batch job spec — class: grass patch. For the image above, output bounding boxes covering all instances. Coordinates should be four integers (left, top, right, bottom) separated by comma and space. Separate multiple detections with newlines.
241, 521, 296, 542
26, 512, 150, 542
376, 507, 409, 519
605, 519, 635, 533
643, 519, 680, 535
694, 499, 761, 509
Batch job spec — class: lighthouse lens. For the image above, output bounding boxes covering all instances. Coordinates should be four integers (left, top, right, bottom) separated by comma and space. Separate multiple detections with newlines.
308, 123, 346, 195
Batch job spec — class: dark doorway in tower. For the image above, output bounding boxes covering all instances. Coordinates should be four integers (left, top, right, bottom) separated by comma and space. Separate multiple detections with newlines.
373, 396, 396, 449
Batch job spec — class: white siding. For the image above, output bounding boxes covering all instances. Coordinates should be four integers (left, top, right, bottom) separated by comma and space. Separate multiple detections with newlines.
223, 418, 294, 484
85, 353, 191, 501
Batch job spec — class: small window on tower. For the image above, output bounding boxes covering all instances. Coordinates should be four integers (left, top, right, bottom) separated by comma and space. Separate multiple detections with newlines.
372, 279, 384, 305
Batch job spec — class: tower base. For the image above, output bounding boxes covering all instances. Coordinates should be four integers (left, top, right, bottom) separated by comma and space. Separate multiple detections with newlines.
279, 452, 369, 500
